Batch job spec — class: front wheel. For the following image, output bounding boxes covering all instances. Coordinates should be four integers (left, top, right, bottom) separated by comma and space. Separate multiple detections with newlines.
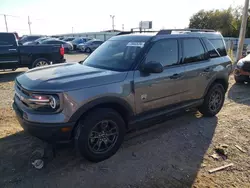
75, 108, 126, 162
199, 83, 225, 117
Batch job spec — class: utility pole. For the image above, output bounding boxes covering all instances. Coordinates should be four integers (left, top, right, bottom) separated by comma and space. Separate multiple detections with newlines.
72, 27, 74, 34
236, 0, 249, 62
4, 15, 8, 32
28, 16, 32, 34
110, 15, 115, 32
122, 24, 124, 31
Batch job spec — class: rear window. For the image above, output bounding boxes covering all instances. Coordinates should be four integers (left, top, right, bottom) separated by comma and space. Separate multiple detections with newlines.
208, 39, 227, 56
0, 33, 16, 45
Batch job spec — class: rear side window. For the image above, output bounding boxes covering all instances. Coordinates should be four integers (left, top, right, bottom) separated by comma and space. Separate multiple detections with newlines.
208, 39, 227, 56
203, 38, 220, 58
146, 39, 178, 67
182, 38, 206, 63
0, 34, 15, 46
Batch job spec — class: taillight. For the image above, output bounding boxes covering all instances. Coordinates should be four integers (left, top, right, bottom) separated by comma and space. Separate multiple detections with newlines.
60, 45, 65, 56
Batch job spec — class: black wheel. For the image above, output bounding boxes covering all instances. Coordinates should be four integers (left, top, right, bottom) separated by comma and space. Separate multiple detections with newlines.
234, 75, 248, 84
32, 58, 50, 68
75, 108, 126, 162
12, 68, 17, 71
199, 83, 225, 117
85, 47, 92, 53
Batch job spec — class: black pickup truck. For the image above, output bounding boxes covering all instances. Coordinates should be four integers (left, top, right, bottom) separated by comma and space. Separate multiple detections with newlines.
0, 32, 65, 70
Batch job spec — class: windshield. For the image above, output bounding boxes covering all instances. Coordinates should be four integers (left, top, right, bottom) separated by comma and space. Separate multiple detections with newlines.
83, 40, 145, 71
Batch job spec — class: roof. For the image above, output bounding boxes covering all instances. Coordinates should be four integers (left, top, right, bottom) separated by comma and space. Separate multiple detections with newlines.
111, 29, 223, 41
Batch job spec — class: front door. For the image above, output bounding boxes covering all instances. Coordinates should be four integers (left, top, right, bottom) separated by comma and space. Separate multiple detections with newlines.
0, 33, 19, 69
134, 39, 188, 114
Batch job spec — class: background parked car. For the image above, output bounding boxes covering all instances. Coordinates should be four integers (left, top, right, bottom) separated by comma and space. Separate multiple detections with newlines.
70, 37, 92, 50
18, 35, 44, 45
39, 39, 73, 53
63, 37, 75, 42
23, 37, 50, 45
78, 39, 103, 53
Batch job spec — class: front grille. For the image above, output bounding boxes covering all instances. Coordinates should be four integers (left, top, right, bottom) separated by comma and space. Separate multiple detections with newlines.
242, 63, 250, 72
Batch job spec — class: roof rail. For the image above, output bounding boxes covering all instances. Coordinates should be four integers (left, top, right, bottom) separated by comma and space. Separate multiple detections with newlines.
157, 29, 216, 35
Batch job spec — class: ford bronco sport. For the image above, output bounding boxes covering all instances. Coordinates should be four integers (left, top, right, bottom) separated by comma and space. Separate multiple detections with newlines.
13, 29, 232, 162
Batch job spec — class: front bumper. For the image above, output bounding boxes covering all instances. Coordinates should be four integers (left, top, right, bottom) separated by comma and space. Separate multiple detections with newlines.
13, 102, 75, 143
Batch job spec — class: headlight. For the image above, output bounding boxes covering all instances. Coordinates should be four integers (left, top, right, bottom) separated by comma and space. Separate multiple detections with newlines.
237, 60, 244, 68
28, 94, 60, 112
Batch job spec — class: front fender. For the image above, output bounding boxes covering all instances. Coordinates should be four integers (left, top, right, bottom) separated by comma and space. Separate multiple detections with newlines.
68, 96, 134, 122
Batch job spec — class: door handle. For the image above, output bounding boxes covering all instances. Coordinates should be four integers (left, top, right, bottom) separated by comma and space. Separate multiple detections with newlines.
9, 49, 17, 51
170, 73, 182, 79
203, 67, 212, 72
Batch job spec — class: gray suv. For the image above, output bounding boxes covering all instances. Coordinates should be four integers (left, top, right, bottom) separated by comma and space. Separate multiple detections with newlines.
13, 29, 232, 162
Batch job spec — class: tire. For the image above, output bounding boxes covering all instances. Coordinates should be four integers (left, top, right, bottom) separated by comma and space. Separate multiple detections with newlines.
234, 75, 248, 84
12, 68, 17, 71
85, 47, 92, 53
199, 83, 225, 117
75, 108, 126, 162
32, 58, 50, 68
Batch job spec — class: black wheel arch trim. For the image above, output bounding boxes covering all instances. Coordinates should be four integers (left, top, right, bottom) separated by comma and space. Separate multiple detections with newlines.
68, 96, 134, 123
203, 75, 228, 97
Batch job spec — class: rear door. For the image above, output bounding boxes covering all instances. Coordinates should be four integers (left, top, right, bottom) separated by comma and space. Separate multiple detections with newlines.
0, 33, 19, 69
180, 38, 216, 100
134, 38, 188, 114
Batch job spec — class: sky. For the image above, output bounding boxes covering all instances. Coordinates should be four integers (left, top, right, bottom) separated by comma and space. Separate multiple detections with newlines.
0, 0, 245, 35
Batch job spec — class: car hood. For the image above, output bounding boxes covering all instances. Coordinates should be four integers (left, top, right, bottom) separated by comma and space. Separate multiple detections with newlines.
16, 63, 128, 92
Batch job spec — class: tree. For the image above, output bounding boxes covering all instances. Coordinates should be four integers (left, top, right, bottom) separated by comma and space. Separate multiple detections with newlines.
189, 7, 250, 37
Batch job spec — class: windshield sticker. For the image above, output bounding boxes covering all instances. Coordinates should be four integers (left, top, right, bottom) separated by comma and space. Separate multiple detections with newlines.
127, 42, 145, 48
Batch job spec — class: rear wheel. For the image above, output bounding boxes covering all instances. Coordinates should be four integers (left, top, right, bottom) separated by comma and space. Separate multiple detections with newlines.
85, 47, 92, 53
32, 58, 50, 68
199, 83, 225, 117
75, 108, 126, 162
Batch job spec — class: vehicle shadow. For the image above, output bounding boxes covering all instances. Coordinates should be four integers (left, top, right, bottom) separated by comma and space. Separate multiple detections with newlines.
0, 111, 217, 188
0, 70, 25, 83
227, 82, 250, 105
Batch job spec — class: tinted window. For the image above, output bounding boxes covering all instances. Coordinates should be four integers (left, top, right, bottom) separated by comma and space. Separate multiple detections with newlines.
183, 38, 206, 63
203, 38, 220, 58
209, 39, 227, 56
146, 39, 178, 67
42, 40, 62, 44
0, 33, 16, 45
93, 41, 103, 44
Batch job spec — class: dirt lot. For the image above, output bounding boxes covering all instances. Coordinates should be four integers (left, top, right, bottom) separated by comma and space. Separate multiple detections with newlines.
0, 55, 250, 188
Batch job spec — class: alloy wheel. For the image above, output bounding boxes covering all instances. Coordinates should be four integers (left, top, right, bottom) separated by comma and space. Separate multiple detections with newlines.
88, 120, 119, 154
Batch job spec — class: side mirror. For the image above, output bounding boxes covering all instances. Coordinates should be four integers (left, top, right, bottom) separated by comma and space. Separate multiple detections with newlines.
141, 61, 164, 73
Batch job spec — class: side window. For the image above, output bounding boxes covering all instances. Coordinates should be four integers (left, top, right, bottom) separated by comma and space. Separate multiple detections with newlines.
183, 38, 206, 64
208, 39, 227, 56
0, 34, 15, 46
203, 38, 220, 58
146, 39, 178, 67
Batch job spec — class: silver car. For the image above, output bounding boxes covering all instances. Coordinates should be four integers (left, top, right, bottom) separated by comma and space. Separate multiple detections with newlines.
78, 39, 103, 53
39, 39, 73, 52
13, 29, 231, 162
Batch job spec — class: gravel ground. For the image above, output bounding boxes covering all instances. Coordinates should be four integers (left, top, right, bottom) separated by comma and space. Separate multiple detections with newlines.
0, 55, 250, 188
